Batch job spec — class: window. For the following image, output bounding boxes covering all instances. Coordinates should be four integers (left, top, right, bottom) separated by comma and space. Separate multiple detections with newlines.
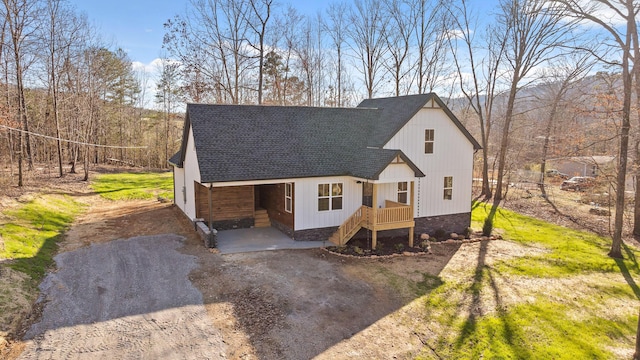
444, 176, 453, 200
285, 183, 293, 213
318, 183, 343, 211
397, 182, 408, 204
425, 129, 434, 154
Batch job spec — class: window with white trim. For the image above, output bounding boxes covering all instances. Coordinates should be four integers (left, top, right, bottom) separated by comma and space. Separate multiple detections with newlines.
443, 176, 453, 200
425, 129, 434, 154
318, 183, 343, 211
285, 183, 293, 213
397, 182, 408, 204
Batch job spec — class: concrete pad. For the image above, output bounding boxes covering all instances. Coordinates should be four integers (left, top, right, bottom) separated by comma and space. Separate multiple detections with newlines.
216, 227, 332, 254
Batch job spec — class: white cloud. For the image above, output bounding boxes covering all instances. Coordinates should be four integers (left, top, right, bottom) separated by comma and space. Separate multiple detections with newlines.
132, 58, 185, 111
570, 0, 628, 28
132, 59, 162, 109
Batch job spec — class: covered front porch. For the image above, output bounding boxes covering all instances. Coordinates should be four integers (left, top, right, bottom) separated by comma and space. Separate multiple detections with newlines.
329, 181, 415, 248
194, 181, 294, 235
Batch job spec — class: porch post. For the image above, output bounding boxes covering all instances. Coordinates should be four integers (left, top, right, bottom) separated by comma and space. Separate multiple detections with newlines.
409, 181, 415, 247
371, 183, 378, 249
208, 184, 214, 246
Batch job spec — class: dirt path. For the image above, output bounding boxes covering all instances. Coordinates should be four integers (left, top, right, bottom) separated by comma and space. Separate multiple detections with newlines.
11, 189, 462, 359
19, 234, 226, 359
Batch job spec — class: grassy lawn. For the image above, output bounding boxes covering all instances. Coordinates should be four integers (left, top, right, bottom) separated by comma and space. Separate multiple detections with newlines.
91, 172, 173, 200
0, 194, 84, 281
413, 203, 639, 359
0, 193, 85, 336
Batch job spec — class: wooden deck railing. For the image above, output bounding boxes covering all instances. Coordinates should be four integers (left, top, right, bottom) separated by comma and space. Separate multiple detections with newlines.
335, 205, 366, 244
384, 200, 406, 208
376, 205, 412, 224
330, 203, 413, 245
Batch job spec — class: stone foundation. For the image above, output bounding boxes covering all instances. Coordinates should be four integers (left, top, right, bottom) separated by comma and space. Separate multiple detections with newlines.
212, 217, 254, 231
292, 213, 470, 242
414, 213, 471, 237
271, 219, 294, 239
294, 226, 338, 242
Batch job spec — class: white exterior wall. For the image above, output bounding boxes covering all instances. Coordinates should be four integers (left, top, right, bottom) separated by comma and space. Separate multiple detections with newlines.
384, 107, 474, 217
179, 127, 201, 220
294, 176, 363, 231
375, 182, 399, 208
377, 163, 415, 182
173, 166, 186, 213
376, 163, 415, 207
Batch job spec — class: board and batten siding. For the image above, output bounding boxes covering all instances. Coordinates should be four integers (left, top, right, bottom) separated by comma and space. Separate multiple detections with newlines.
375, 163, 416, 207
384, 107, 474, 217
294, 176, 362, 231
377, 163, 415, 182
173, 166, 185, 213
375, 182, 402, 207
179, 126, 202, 220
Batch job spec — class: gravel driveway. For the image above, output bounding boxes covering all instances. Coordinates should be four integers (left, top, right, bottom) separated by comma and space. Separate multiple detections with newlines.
19, 234, 226, 360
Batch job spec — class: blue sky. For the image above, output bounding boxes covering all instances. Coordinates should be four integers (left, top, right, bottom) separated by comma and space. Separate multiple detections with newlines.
68, 0, 328, 64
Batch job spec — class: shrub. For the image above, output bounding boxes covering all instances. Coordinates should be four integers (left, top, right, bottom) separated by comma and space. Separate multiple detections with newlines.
394, 243, 405, 253
463, 227, 473, 239
375, 240, 384, 253
434, 228, 447, 241
420, 240, 431, 252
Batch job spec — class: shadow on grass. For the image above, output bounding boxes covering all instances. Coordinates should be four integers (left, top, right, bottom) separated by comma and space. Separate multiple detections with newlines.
616, 244, 640, 300
8, 234, 63, 283
452, 240, 533, 359
18, 201, 459, 360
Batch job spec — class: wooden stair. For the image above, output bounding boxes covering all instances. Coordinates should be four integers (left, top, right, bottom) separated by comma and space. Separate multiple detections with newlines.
328, 206, 366, 245
254, 208, 271, 228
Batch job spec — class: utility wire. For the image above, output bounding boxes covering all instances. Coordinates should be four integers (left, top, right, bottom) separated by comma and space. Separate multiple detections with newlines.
0, 124, 148, 149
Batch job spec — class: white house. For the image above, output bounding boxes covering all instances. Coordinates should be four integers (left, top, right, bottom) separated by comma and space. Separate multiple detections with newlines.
169, 93, 481, 247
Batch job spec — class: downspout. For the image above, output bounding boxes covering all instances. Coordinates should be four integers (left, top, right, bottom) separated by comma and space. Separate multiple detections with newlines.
208, 184, 214, 247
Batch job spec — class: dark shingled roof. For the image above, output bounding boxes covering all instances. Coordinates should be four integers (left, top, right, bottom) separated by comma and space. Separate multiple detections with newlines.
168, 151, 182, 167
358, 93, 481, 149
171, 93, 479, 183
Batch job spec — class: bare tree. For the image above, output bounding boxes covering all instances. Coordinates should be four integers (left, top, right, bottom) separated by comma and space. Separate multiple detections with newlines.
348, 0, 387, 99
2, 0, 41, 185
41, 0, 83, 177
294, 16, 323, 106
492, 0, 576, 206
324, 2, 348, 106
412, 0, 449, 94
383, 0, 417, 96
247, 0, 272, 104
553, 0, 637, 259
446, 0, 508, 199
164, 0, 252, 104
155, 57, 182, 166
536, 55, 594, 197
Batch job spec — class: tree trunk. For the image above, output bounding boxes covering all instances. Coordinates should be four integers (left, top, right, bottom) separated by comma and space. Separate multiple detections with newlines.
53, 75, 64, 177
609, 13, 634, 259
634, 137, 640, 235
539, 89, 562, 197
493, 77, 519, 205
635, 307, 640, 360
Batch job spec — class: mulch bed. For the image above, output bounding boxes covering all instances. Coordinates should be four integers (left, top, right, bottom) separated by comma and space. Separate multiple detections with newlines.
325, 232, 496, 258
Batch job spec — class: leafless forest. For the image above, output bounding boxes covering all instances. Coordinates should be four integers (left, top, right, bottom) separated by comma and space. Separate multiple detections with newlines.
0, 0, 639, 251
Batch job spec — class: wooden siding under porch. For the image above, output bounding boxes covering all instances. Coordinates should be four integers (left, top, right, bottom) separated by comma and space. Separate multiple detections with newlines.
195, 182, 254, 222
